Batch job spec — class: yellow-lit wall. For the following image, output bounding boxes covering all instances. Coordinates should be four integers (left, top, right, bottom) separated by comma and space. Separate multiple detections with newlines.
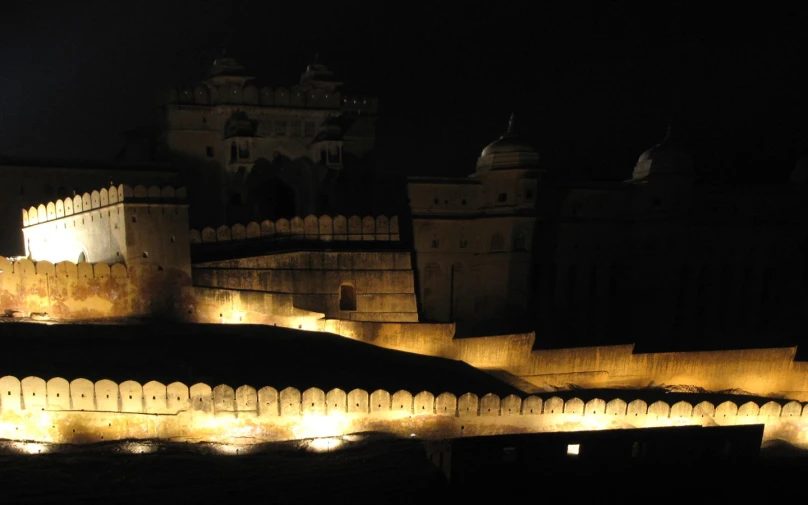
322, 320, 808, 401
1, 375, 807, 448
192, 250, 418, 322
0, 258, 191, 319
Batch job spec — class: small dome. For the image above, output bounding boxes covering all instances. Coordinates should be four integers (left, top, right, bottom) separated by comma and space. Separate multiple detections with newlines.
476, 114, 539, 172
631, 127, 694, 181
480, 114, 538, 157
210, 56, 247, 77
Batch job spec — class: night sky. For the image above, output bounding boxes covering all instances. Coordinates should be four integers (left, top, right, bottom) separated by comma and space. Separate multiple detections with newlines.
1, 1, 806, 182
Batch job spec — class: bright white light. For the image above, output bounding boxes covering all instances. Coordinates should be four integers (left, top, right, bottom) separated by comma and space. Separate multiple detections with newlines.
12, 442, 50, 454
121, 442, 156, 454
410, 433, 416, 438
212, 444, 253, 456
567, 443, 580, 456
306, 437, 343, 453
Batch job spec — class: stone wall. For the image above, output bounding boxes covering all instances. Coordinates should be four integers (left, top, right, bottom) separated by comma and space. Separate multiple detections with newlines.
0, 258, 134, 319
190, 215, 400, 244
0, 258, 192, 320
22, 184, 190, 272
192, 251, 418, 322
321, 320, 808, 401
1, 374, 806, 447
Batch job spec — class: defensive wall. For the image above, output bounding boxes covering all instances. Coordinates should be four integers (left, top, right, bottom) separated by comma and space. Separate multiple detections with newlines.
320, 320, 808, 401
0, 258, 135, 319
1, 375, 808, 448
22, 184, 187, 227
0, 257, 193, 319
167, 83, 377, 113
192, 249, 418, 323
22, 184, 191, 272
189, 215, 400, 244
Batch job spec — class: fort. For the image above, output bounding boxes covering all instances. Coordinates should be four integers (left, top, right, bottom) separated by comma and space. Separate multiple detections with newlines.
2, 55, 808, 450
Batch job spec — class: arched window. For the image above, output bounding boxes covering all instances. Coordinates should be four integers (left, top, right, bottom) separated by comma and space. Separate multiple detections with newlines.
489, 233, 504, 252
230, 143, 237, 163
339, 284, 356, 311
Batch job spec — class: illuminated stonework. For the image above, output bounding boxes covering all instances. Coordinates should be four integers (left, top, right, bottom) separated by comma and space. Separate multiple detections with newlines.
1, 375, 808, 449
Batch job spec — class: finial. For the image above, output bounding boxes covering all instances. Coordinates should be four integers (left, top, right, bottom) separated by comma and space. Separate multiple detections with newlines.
504, 113, 516, 137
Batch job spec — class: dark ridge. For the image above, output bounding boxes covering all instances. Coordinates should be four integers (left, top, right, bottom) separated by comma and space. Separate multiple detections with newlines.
0, 322, 521, 397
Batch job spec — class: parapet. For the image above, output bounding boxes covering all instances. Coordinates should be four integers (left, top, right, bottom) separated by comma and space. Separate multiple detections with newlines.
169, 84, 377, 114
0, 374, 805, 421
0, 258, 128, 280
190, 215, 400, 245
22, 184, 187, 227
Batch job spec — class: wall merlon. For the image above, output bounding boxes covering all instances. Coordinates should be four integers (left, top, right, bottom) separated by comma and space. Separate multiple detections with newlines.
22, 184, 187, 228
191, 215, 400, 245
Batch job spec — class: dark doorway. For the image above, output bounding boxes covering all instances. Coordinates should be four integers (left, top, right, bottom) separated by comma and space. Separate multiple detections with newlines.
339, 284, 356, 311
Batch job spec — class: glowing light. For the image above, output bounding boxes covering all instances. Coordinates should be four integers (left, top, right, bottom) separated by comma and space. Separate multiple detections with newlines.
11, 442, 51, 454
292, 414, 349, 439
211, 443, 254, 456
121, 442, 157, 454
567, 443, 580, 456
306, 437, 343, 453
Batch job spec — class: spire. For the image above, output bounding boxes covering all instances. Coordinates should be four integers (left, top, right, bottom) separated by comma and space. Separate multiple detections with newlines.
505, 113, 516, 137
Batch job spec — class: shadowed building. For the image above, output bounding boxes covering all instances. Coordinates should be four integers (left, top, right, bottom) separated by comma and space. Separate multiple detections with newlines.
408, 115, 542, 335
409, 119, 807, 345
122, 55, 378, 229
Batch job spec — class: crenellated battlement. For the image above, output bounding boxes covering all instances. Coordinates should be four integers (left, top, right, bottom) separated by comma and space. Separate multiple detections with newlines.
22, 184, 187, 228
0, 258, 128, 280
167, 84, 377, 114
2, 373, 808, 447
190, 215, 400, 245
1, 374, 804, 418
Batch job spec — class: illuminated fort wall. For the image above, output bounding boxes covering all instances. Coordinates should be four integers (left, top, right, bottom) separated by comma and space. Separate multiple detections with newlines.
0, 259, 136, 319
0, 159, 178, 256
188, 215, 418, 323
22, 184, 191, 276
1, 375, 807, 448
322, 320, 808, 401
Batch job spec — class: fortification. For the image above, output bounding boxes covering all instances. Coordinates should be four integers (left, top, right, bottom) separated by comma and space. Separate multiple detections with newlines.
322, 320, 808, 402
1, 374, 806, 449
0, 258, 133, 319
190, 215, 400, 245
22, 184, 190, 271
167, 83, 377, 114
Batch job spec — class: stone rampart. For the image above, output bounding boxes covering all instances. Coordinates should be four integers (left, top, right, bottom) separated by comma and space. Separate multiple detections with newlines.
0, 258, 135, 319
1, 374, 806, 447
190, 215, 400, 245
169, 84, 377, 113
22, 184, 187, 227
320, 320, 808, 401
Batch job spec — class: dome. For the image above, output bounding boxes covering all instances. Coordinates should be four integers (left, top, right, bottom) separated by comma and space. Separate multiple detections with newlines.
209, 55, 247, 77
476, 114, 539, 172
630, 127, 694, 181
480, 114, 537, 157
